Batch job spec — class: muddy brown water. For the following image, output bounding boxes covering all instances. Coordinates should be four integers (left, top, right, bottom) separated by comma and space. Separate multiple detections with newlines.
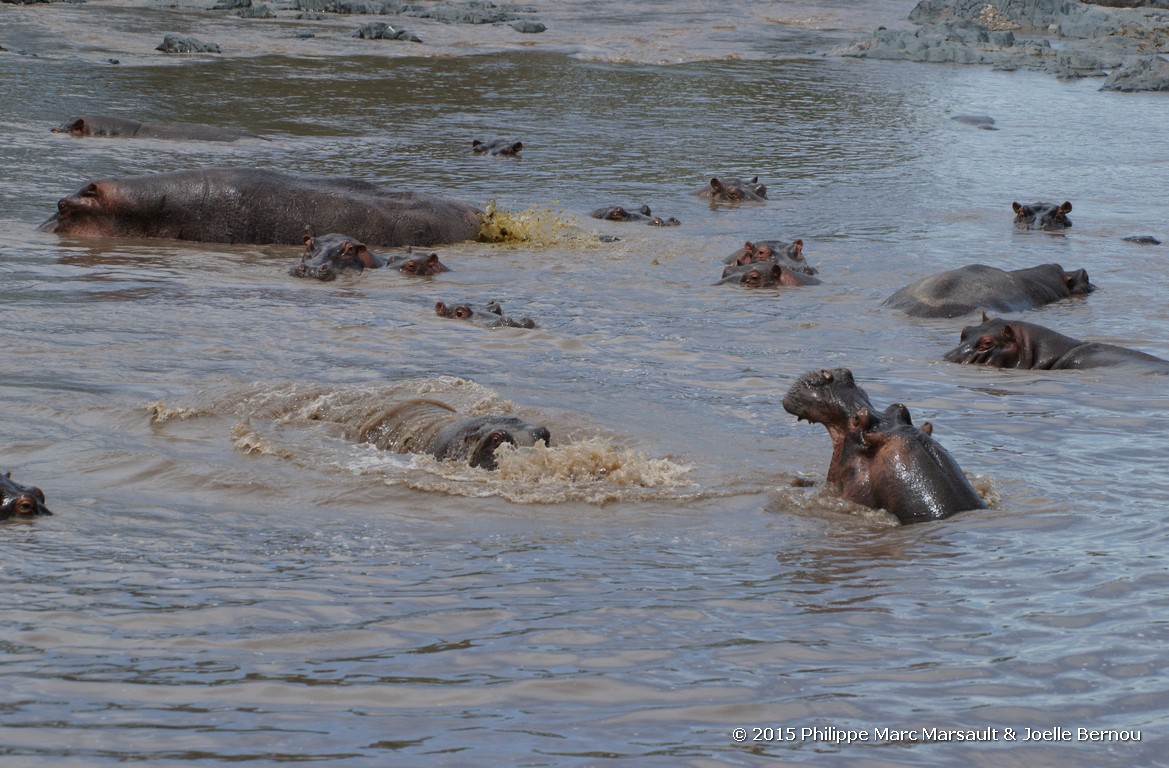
1, 1, 1167, 765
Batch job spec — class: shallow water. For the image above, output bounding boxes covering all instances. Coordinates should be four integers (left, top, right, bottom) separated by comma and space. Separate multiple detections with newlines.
1, 1, 1168, 765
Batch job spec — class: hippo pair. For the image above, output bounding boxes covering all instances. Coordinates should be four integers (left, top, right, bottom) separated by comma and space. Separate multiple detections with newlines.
40, 168, 484, 248
1, 472, 51, 521
52, 114, 265, 142
590, 205, 680, 227
945, 315, 1169, 373
784, 369, 986, 525
718, 238, 820, 287
356, 399, 549, 470
290, 233, 449, 280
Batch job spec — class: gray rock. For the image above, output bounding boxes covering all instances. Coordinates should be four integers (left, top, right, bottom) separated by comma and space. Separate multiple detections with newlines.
830, 0, 1169, 90
156, 34, 221, 53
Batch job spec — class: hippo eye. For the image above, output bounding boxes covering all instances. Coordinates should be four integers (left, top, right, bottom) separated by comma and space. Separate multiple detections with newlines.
976, 336, 996, 352
80, 183, 100, 197
400, 261, 419, 273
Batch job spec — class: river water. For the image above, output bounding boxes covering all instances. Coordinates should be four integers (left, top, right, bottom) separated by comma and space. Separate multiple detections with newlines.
2, 1, 1167, 765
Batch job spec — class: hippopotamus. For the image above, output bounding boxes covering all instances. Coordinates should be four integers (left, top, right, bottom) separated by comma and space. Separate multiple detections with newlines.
783, 368, 986, 524
435, 300, 536, 328
356, 398, 550, 470
1, 471, 51, 520
472, 138, 523, 157
290, 233, 383, 280
717, 262, 821, 288
1012, 200, 1072, 231
385, 251, 449, 275
696, 176, 767, 202
290, 233, 450, 280
40, 168, 483, 247
883, 263, 1094, 318
723, 239, 815, 275
52, 114, 264, 142
590, 205, 680, 226
944, 315, 1169, 373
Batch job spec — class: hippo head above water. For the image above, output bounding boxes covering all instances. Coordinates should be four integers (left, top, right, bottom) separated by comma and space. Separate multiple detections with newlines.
385, 251, 450, 276
435, 300, 536, 328
290, 233, 384, 280
782, 368, 986, 524
718, 261, 821, 288
1012, 200, 1072, 231
701, 176, 767, 203
472, 138, 524, 157
0, 472, 51, 521
432, 415, 551, 470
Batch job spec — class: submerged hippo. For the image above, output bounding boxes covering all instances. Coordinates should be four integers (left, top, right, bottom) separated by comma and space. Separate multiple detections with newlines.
697, 176, 767, 203
52, 114, 264, 142
435, 300, 536, 328
723, 239, 815, 275
356, 398, 550, 470
40, 168, 483, 247
883, 263, 1094, 318
783, 368, 986, 524
1, 472, 51, 520
472, 138, 523, 157
1012, 200, 1072, 231
590, 205, 681, 226
944, 315, 1169, 373
717, 262, 821, 288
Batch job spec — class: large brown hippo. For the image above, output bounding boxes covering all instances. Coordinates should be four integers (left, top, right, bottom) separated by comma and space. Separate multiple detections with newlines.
723, 239, 815, 275
696, 176, 767, 202
944, 315, 1169, 373
783, 368, 987, 524
883, 263, 1094, 318
1, 471, 51, 520
52, 115, 264, 142
717, 262, 821, 288
356, 399, 550, 470
40, 168, 484, 247
1012, 200, 1072, 231
435, 300, 536, 328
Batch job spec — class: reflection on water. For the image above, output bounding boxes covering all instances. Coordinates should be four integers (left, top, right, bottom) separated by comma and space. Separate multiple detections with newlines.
1, 1, 1168, 765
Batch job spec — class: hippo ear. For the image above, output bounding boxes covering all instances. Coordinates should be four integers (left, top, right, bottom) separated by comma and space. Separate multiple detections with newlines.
511, 141, 523, 153
302, 234, 314, 247
435, 301, 448, 317
791, 239, 803, 257
1061, 201, 1072, 213
710, 178, 724, 192
472, 139, 482, 149
748, 176, 758, 184
980, 310, 990, 323
921, 421, 933, 437
356, 245, 378, 269
1012, 201, 1023, 214
426, 253, 441, 269
1001, 324, 1016, 341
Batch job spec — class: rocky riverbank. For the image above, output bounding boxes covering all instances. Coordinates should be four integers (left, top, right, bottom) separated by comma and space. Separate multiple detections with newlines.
829, 0, 1169, 91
